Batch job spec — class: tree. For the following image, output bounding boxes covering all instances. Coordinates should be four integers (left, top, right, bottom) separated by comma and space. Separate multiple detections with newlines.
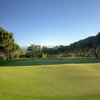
0, 27, 21, 60
27, 44, 42, 58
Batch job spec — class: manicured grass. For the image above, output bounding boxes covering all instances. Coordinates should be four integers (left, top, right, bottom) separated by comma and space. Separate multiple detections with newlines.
0, 63, 100, 100
0, 57, 100, 66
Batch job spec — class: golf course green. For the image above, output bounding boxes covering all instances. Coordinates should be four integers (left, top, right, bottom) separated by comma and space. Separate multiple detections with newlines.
0, 58, 100, 100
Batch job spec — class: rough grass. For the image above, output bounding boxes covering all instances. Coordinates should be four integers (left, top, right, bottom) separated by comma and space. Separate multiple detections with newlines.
0, 63, 100, 100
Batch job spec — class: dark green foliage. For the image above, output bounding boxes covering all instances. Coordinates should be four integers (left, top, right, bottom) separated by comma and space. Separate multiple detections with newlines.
0, 58, 100, 66
27, 44, 48, 58
0, 27, 21, 60
42, 32, 100, 58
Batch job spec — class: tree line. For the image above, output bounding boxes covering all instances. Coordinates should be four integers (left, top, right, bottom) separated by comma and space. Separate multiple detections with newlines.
42, 33, 100, 58
25, 32, 100, 58
0, 27, 100, 60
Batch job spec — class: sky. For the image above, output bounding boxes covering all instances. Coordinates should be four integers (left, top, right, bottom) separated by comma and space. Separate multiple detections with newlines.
0, 0, 100, 46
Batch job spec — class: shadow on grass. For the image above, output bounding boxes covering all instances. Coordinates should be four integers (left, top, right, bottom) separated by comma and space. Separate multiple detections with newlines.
0, 58, 100, 67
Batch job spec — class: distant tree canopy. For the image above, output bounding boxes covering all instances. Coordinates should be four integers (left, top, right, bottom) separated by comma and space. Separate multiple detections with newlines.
41, 32, 100, 58
0, 27, 21, 60
26, 32, 100, 58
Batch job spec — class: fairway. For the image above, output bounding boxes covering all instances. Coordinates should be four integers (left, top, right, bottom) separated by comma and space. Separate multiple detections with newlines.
0, 63, 100, 100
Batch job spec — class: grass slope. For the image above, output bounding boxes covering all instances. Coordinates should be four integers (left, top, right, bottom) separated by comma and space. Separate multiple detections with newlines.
0, 63, 100, 100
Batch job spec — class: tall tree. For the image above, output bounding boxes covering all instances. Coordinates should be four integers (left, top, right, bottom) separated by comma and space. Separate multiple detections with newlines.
0, 27, 21, 60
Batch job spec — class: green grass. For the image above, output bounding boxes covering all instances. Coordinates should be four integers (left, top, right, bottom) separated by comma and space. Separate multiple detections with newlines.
0, 57, 100, 66
0, 63, 100, 100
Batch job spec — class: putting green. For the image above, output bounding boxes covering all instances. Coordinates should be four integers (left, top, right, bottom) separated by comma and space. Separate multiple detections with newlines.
0, 63, 100, 100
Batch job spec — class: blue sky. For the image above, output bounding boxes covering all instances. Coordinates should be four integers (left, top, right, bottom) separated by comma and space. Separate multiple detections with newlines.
0, 0, 100, 46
